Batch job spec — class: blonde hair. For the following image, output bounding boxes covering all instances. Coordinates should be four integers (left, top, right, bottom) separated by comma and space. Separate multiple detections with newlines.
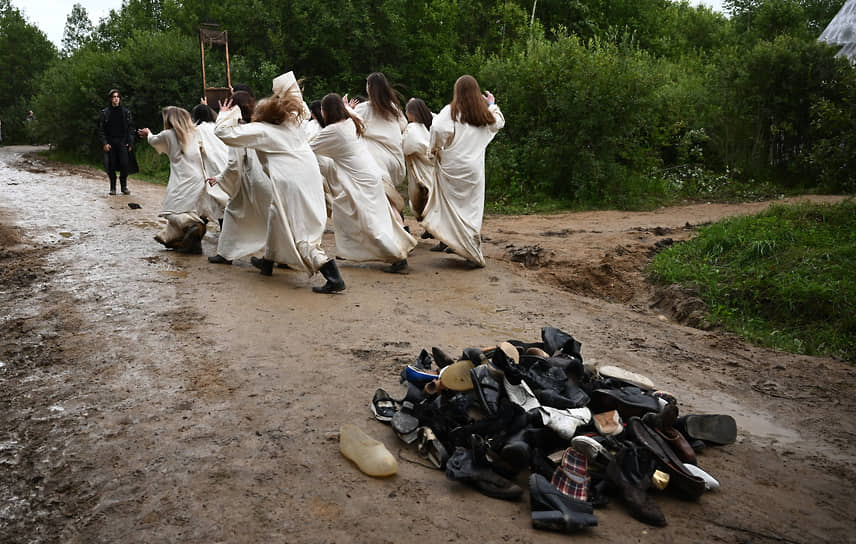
161, 106, 197, 152
252, 94, 306, 125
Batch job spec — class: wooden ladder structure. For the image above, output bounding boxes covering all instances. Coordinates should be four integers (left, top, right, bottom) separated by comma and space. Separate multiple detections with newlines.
199, 23, 231, 106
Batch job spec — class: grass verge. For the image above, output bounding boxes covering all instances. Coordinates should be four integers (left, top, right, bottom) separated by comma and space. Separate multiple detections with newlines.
647, 200, 856, 362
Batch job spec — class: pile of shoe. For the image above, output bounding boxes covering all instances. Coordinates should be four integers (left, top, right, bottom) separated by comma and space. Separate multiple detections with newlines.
369, 326, 737, 533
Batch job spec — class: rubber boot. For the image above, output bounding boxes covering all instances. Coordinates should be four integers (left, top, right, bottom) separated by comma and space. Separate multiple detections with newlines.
312, 259, 345, 293
120, 178, 130, 195
108, 175, 117, 195
529, 473, 598, 533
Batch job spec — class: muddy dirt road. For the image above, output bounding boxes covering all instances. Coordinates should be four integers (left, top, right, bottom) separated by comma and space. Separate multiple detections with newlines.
1, 145, 854, 543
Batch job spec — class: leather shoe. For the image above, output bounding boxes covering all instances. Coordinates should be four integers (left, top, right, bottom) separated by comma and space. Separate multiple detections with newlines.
627, 417, 705, 500
605, 446, 667, 526
208, 254, 232, 265
445, 447, 523, 501
470, 364, 502, 415
643, 404, 697, 464
675, 414, 737, 445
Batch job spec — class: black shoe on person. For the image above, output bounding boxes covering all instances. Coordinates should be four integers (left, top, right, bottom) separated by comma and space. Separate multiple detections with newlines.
430, 242, 448, 252
313, 259, 345, 293
383, 259, 408, 274
251, 256, 274, 276
208, 254, 232, 265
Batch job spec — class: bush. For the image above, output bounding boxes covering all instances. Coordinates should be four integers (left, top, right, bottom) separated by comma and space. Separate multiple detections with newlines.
32, 29, 200, 161
479, 30, 707, 208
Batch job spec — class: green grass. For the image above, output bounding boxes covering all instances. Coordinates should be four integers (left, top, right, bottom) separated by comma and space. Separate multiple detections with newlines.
647, 200, 856, 362
41, 144, 170, 186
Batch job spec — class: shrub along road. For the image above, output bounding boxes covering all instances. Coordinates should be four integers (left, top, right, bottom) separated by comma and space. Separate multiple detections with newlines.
1, 145, 853, 543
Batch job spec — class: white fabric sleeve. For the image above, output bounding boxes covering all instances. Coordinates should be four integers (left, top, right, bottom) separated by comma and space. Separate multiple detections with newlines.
147, 131, 169, 154
214, 115, 268, 149
429, 106, 454, 155
488, 104, 505, 133
402, 124, 429, 156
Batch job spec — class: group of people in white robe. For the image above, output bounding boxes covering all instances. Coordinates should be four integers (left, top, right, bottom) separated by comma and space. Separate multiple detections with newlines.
136, 71, 504, 293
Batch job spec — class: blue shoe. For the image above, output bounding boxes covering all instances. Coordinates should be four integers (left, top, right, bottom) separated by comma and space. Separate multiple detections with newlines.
404, 364, 438, 385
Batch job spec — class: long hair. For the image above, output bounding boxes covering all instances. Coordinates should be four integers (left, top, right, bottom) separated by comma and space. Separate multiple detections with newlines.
309, 100, 325, 128
366, 72, 402, 122
161, 106, 196, 152
450, 75, 494, 127
191, 104, 216, 124
321, 93, 365, 137
231, 91, 256, 123
252, 94, 306, 125
405, 98, 433, 131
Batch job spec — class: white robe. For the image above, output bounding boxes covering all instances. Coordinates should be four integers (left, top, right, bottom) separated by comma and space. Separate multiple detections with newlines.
310, 119, 416, 263
214, 108, 329, 274
402, 122, 434, 221
147, 128, 205, 219
353, 101, 407, 213
195, 122, 230, 221
420, 104, 505, 267
212, 142, 274, 261
302, 118, 322, 142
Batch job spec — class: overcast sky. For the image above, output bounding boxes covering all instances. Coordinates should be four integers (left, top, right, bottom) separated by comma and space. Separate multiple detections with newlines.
14, 0, 728, 49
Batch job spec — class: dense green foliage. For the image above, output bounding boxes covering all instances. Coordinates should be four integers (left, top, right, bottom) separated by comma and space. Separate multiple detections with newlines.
0, 0, 56, 144
648, 200, 856, 361
1, 0, 854, 199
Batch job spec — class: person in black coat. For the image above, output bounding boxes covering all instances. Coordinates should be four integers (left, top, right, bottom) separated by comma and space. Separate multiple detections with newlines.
97, 89, 138, 195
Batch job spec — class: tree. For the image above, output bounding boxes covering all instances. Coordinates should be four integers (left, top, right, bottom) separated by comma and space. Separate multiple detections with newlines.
0, 0, 57, 143
62, 3, 94, 56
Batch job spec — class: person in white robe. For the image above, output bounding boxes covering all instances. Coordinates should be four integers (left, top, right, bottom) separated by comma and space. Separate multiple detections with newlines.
205, 91, 274, 265
191, 102, 230, 224
214, 72, 345, 293
420, 75, 505, 268
138, 106, 208, 254
352, 72, 408, 221
311, 93, 417, 273
402, 98, 435, 222
302, 100, 324, 143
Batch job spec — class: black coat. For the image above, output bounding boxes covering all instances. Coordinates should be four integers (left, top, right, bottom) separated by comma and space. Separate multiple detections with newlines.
97, 105, 138, 174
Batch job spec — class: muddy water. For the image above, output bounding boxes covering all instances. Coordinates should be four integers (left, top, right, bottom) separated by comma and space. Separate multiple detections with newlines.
2, 146, 855, 543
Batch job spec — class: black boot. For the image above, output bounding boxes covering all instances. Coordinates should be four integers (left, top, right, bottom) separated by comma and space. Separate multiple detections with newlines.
120, 178, 130, 195
313, 259, 345, 293
178, 222, 205, 254
251, 256, 274, 276
108, 175, 117, 195
529, 473, 598, 533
